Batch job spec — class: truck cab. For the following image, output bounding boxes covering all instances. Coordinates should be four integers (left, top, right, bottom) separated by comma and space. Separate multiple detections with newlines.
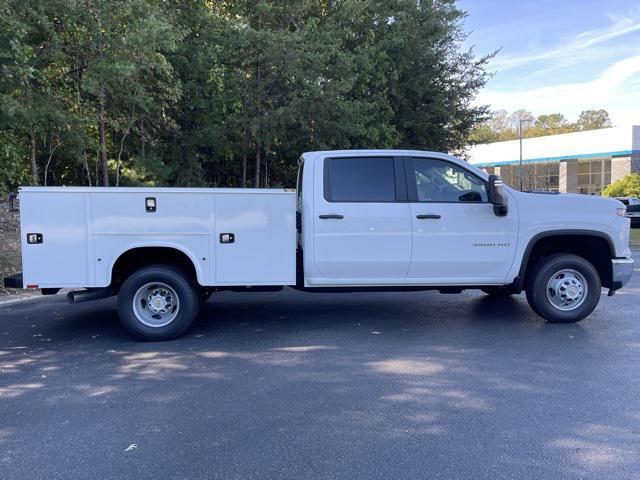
299, 151, 517, 286
298, 151, 632, 291
5, 150, 634, 340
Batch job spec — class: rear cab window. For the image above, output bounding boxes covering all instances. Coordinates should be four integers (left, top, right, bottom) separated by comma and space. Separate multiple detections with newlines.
324, 157, 398, 202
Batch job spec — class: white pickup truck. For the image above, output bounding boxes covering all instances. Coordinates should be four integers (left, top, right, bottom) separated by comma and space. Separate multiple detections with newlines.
5, 150, 634, 340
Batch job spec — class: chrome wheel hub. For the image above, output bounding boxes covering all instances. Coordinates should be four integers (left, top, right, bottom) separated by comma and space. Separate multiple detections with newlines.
132, 282, 180, 327
546, 269, 587, 311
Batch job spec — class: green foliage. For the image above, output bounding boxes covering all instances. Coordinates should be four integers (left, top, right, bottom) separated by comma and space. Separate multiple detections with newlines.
576, 109, 612, 131
0, 131, 29, 193
1, 0, 493, 190
602, 173, 640, 198
470, 109, 615, 145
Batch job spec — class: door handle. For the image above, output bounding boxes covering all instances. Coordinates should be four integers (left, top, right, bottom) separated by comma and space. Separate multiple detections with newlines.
416, 214, 441, 219
319, 214, 344, 219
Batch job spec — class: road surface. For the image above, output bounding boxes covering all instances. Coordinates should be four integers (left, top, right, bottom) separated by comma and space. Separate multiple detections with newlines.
1, 251, 639, 479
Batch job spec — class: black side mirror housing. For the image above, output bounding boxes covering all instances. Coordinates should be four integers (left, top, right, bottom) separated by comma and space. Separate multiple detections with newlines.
488, 174, 508, 216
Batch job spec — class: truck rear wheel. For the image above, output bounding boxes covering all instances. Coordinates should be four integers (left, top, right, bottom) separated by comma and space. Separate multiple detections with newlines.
117, 265, 200, 341
525, 254, 601, 323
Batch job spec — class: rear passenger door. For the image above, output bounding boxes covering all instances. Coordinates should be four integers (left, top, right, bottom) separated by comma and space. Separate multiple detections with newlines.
312, 156, 412, 281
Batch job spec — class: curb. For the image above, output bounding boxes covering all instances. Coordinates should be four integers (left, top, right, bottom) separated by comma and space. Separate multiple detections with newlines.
0, 293, 42, 306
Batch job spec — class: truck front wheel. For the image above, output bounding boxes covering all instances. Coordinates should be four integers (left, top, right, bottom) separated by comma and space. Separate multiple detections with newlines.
117, 265, 200, 341
525, 254, 601, 323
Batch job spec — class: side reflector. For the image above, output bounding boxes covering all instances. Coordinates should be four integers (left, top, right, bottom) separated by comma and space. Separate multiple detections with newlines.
26, 233, 43, 244
145, 197, 156, 212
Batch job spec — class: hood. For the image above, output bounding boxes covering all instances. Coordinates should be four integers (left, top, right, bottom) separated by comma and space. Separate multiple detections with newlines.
510, 189, 623, 213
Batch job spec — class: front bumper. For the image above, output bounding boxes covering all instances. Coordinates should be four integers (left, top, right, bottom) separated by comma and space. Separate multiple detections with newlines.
610, 258, 634, 291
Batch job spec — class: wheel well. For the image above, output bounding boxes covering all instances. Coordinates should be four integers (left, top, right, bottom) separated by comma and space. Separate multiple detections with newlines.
111, 247, 199, 291
522, 234, 613, 289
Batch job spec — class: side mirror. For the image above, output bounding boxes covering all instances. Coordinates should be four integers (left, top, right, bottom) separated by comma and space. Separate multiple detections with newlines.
488, 175, 508, 216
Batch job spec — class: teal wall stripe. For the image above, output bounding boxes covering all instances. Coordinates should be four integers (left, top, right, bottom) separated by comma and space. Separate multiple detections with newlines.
472, 150, 640, 168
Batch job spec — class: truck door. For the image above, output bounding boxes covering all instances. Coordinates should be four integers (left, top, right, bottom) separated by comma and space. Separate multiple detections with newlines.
312, 156, 412, 280
404, 157, 518, 283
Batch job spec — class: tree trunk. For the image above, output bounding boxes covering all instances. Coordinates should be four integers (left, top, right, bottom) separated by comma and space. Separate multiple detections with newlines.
83, 149, 92, 186
95, 148, 99, 185
140, 118, 146, 162
241, 63, 249, 188
264, 155, 268, 188
254, 140, 261, 188
43, 134, 61, 187
98, 84, 109, 186
254, 35, 261, 189
241, 148, 247, 188
29, 128, 38, 185
116, 107, 135, 187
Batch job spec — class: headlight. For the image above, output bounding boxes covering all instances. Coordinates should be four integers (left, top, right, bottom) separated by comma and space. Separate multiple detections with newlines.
616, 207, 627, 217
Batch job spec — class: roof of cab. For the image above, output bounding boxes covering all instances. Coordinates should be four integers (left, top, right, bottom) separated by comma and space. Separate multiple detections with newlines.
301, 149, 456, 161
299, 150, 489, 178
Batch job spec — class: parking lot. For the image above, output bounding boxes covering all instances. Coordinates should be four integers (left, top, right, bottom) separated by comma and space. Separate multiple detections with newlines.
1, 251, 639, 479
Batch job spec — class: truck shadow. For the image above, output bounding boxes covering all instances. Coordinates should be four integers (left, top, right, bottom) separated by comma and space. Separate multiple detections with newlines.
0, 289, 625, 479
0, 287, 594, 346
194, 288, 539, 334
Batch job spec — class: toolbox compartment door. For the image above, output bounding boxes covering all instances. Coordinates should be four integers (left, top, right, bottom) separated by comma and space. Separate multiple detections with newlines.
214, 193, 295, 285
20, 191, 89, 287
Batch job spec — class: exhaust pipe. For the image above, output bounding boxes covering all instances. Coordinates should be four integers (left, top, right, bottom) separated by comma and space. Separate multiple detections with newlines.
67, 288, 113, 304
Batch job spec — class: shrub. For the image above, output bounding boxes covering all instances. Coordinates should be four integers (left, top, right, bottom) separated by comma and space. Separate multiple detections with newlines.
602, 173, 640, 198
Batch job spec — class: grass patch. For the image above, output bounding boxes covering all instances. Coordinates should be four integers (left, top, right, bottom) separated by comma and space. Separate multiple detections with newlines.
630, 228, 640, 247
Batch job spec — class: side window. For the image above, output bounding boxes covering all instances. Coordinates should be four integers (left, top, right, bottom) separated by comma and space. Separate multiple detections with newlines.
325, 157, 396, 202
410, 158, 488, 203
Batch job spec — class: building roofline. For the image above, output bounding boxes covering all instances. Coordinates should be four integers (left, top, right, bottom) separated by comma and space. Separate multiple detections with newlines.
473, 149, 640, 168
469, 124, 639, 149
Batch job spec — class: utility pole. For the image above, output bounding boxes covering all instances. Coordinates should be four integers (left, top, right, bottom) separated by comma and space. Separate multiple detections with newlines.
518, 118, 532, 191
519, 119, 524, 191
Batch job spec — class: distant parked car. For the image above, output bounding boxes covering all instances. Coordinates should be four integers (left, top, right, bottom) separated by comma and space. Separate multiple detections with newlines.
616, 197, 640, 227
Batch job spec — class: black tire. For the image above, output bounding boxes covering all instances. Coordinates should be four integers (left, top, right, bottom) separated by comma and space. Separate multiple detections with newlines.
199, 288, 213, 306
525, 254, 601, 323
117, 265, 200, 341
481, 286, 515, 296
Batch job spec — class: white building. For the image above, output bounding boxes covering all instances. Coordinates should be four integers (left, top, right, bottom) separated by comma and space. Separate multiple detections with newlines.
466, 125, 640, 194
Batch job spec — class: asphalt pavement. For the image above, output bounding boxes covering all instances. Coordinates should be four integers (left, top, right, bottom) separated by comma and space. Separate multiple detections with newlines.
1, 251, 639, 479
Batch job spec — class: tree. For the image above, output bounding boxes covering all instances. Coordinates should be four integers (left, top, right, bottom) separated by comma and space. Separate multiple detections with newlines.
0, 0, 88, 189
70, 0, 182, 186
529, 113, 573, 137
602, 173, 640, 198
0, 0, 496, 192
576, 109, 612, 131
370, 0, 494, 153
469, 109, 614, 145
469, 109, 534, 144
0, 0, 32, 191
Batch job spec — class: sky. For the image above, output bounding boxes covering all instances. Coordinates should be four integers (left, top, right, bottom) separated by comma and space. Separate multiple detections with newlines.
458, 0, 640, 126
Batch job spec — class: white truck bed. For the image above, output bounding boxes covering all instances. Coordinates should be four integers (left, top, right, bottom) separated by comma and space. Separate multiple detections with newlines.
18, 187, 296, 288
